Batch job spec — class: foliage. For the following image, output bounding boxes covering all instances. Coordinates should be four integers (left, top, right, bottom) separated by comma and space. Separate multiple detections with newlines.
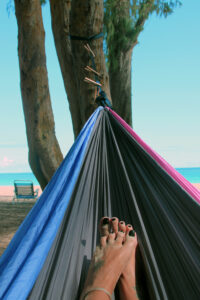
40, 0, 47, 4
7, 0, 14, 16
104, 0, 182, 71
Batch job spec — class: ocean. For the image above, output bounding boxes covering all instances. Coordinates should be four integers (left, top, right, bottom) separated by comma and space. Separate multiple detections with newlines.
0, 173, 39, 186
175, 167, 200, 183
0, 168, 200, 186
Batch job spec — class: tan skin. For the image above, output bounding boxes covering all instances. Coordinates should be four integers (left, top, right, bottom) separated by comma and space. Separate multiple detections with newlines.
81, 217, 138, 300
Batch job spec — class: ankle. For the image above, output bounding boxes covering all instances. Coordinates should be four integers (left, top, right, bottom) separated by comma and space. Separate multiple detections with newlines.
119, 272, 136, 287
82, 288, 111, 300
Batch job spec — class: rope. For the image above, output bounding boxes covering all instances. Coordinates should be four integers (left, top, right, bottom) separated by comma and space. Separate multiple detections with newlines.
69, 32, 104, 41
69, 32, 112, 108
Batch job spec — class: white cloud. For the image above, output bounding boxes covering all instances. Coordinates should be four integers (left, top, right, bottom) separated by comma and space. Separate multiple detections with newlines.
0, 148, 31, 173
0, 156, 14, 167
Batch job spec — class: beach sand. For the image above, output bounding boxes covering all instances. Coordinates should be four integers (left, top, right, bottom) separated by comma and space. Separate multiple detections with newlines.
193, 183, 200, 190
0, 202, 36, 255
0, 185, 42, 202
0, 183, 199, 256
0, 185, 41, 255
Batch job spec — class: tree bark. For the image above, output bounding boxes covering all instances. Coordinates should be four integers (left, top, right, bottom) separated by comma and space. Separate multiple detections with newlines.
14, 0, 63, 189
50, 0, 110, 137
107, 0, 136, 127
106, 0, 154, 127
109, 47, 134, 126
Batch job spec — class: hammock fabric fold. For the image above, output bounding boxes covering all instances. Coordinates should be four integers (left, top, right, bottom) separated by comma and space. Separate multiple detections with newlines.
0, 107, 199, 300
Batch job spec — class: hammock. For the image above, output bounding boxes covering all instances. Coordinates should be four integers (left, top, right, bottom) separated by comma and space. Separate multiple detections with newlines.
0, 107, 199, 300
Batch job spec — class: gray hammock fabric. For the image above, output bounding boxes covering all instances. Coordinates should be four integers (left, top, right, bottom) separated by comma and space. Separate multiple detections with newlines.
28, 109, 200, 300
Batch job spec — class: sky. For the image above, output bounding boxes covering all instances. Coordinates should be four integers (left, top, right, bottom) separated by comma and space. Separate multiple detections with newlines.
0, 0, 200, 173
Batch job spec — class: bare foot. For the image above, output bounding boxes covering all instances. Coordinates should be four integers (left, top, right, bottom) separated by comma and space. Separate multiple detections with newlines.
81, 217, 137, 300
118, 222, 138, 299
99, 217, 139, 300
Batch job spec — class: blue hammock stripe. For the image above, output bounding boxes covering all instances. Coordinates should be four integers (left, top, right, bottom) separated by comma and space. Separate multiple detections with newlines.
0, 107, 103, 300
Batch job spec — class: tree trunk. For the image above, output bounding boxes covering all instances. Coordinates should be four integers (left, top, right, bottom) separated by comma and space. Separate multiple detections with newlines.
109, 48, 134, 126
14, 0, 63, 189
106, 0, 139, 127
50, 0, 110, 138
107, 0, 155, 126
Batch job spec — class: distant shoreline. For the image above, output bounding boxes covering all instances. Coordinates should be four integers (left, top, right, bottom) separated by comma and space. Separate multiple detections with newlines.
0, 184, 199, 202
0, 185, 42, 201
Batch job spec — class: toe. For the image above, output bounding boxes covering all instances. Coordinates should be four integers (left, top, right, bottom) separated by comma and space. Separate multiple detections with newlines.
127, 229, 135, 238
126, 224, 133, 235
119, 221, 126, 233
100, 236, 107, 248
108, 232, 116, 244
125, 229, 138, 248
100, 217, 110, 237
111, 217, 119, 234
115, 231, 125, 245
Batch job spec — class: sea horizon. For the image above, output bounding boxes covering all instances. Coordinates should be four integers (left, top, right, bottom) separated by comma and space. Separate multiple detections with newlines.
0, 167, 200, 185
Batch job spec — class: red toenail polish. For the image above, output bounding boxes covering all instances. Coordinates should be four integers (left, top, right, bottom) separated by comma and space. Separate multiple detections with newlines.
112, 218, 116, 221
102, 218, 109, 225
129, 230, 135, 237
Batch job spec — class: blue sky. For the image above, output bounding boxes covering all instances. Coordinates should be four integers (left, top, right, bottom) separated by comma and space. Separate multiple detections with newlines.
0, 0, 200, 173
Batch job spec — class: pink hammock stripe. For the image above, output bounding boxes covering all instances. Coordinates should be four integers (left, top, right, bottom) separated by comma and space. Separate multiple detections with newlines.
108, 108, 200, 205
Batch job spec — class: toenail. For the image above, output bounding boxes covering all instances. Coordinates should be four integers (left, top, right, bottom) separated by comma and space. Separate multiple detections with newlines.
129, 230, 135, 237
128, 225, 132, 228
112, 218, 116, 221
120, 221, 124, 224
102, 218, 109, 225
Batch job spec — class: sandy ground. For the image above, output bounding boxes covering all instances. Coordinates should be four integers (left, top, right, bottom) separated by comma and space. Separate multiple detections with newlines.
0, 185, 42, 199
0, 183, 199, 257
0, 201, 36, 256
0, 185, 41, 256
193, 183, 200, 190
